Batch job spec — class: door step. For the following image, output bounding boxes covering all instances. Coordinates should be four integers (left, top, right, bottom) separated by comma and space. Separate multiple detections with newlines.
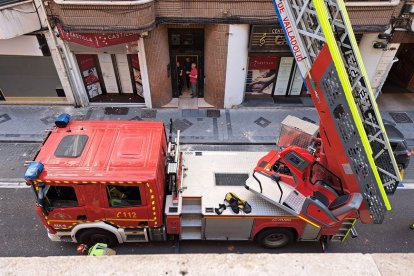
180, 197, 202, 240
181, 214, 202, 227
182, 197, 202, 214
180, 227, 202, 240
124, 228, 148, 242
331, 218, 357, 242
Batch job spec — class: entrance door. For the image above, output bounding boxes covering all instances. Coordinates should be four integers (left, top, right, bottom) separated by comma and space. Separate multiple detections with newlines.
169, 28, 204, 98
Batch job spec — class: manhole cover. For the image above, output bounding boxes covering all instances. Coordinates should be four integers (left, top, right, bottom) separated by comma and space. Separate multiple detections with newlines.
215, 173, 249, 186
141, 109, 157, 118
104, 107, 129, 115
389, 112, 413, 124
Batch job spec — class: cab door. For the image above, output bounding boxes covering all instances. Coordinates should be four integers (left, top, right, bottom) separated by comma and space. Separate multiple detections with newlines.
102, 183, 149, 228
41, 184, 87, 230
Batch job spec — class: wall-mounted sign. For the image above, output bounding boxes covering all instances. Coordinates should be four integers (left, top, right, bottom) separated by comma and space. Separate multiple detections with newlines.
249, 25, 290, 53
57, 25, 139, 48
245, 56, 280, 95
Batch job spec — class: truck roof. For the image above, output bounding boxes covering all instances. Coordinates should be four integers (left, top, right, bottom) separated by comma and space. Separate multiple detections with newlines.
35, 121, 165, 182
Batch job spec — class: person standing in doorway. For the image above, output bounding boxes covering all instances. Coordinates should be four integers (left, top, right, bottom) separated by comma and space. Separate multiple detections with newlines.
184, 57, 192, 89
189, 62, 198, 98
176, 61, 184, 96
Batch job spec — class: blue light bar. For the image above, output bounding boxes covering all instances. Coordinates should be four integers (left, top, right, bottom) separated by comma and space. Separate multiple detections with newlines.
55, 113, 71, 128
24, 162, 44, 181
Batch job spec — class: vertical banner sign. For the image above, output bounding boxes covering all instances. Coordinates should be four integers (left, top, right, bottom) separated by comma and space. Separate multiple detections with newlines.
245, 56, 280, 95
77, 54, 102, 99
273, 0, 309, 79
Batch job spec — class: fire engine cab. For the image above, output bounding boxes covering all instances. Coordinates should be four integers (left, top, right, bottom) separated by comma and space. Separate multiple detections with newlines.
25, 0, 402, 249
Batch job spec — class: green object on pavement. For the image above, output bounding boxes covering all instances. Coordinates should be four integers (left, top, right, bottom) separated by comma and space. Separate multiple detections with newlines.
88, 243, 108, 256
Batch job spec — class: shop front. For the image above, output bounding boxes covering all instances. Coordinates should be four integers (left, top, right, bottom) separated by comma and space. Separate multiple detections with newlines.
57, 26, 149, 105
245, 25, 306, 103
0, 34, 66, 103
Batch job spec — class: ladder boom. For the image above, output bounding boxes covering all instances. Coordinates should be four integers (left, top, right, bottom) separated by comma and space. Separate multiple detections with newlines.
273, 0, 401, 224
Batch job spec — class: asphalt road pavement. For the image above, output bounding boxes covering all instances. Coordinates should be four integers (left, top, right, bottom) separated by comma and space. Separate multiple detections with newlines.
0, 182, 413, 257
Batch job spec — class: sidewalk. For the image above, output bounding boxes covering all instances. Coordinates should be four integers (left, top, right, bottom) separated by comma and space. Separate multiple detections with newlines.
0, 105, 317, 144
1, 253, 413, 276
0, 105, 413, 146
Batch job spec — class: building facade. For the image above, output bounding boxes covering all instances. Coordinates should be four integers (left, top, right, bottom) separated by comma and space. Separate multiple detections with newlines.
1, 0, 412, 107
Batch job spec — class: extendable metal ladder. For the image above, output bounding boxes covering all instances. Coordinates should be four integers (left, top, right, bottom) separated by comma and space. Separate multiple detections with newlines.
272, 0, 401, 223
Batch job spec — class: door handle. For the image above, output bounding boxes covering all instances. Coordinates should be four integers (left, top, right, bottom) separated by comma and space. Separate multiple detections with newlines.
77, 215, 87, 220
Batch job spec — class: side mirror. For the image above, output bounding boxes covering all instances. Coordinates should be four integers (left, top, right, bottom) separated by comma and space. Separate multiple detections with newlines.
36, 183, 49, 214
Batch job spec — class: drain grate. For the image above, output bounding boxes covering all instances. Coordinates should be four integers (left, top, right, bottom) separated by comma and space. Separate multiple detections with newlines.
215, 173, 249, 186
104, 107, 129, 115
389, 112, 413, 124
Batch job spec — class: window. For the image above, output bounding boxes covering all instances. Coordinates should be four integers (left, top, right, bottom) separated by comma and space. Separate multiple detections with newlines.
106, 185, 141, 207
44, 185, 78, 208
55, 135, 88, 158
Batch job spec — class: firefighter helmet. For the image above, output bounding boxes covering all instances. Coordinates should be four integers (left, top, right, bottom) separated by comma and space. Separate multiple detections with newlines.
76, 244, 88, 255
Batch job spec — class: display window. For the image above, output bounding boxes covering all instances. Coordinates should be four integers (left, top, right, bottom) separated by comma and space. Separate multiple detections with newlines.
245, 56, 280, 95
76, 54, 104, 99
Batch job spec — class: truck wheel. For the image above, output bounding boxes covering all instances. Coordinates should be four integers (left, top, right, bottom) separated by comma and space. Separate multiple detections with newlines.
77, 229, 118, 247
256, 228, 294, 249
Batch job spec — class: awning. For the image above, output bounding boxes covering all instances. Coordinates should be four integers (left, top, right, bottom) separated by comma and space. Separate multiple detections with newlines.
57, 25, 139, 48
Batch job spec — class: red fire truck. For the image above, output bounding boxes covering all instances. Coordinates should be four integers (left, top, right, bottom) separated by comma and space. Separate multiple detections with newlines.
24, 116, 360, 248
25, 0, 401, 249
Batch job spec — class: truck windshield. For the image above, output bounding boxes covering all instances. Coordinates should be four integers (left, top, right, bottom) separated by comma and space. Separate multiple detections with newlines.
309, 162, 344, 194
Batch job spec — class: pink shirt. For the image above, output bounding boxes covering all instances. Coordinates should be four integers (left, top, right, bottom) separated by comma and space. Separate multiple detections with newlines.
190, 68, 198, 84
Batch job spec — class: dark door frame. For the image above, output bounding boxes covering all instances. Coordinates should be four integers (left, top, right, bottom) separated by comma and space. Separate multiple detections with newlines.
168, 28, 205, 98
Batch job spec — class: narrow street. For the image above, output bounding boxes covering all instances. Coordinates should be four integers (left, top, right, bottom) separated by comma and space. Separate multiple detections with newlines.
0, 143, 412, 257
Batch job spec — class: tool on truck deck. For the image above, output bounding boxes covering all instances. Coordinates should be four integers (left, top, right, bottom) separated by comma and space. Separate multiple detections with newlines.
215, 193, 252, 215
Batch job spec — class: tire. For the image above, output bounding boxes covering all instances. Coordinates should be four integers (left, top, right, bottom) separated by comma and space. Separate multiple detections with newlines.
77, 228, 118, 247
256, 228, 294, 249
